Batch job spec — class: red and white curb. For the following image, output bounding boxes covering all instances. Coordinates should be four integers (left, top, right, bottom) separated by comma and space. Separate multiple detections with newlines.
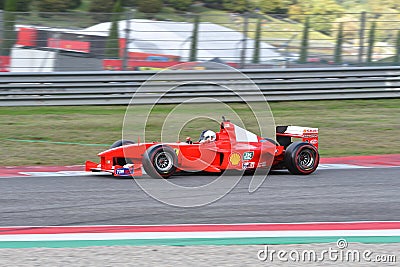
0, 222, 400, 248
320, 154, 400, 168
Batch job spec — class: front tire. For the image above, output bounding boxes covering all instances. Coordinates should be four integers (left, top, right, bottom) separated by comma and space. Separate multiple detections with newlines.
143, 145, 177, 179
109, 139, 135, 166
284, 142, 319, 175
109, 139, 135, 149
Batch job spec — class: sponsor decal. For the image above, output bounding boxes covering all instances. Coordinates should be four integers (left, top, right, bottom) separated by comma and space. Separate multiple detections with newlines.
303, 129, 318, 133
242, 162, 255, 169
116, 164, 134, 176
229, 152, 241, 166
243, 151, 254, 160
258, 162, 267, 167
304, 134, 318, 138
310, 139, 318, 145
115, 168, 132, 175
115, 169, 125, 175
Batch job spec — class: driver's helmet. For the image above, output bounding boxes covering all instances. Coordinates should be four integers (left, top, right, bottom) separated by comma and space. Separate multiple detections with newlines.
199, 130, 216, 142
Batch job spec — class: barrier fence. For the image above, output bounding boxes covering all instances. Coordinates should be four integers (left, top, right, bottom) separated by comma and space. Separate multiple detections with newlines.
1, 66, 399, 106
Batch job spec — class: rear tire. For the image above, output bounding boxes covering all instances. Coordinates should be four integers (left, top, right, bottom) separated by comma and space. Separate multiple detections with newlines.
143, 145, 177, 179
284, 142, 319, 175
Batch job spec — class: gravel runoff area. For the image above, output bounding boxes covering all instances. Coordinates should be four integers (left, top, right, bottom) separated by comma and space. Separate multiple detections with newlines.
0, 243, 398, 267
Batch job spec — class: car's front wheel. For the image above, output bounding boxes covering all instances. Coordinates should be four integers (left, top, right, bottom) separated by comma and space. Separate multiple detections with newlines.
142, 145, 177, 179
109, 139, 135, 149
109, 139, 135, 166
284, 142, 319, 175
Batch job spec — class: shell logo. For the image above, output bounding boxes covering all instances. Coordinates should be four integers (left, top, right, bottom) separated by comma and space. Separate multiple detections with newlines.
229, 152, 241, 166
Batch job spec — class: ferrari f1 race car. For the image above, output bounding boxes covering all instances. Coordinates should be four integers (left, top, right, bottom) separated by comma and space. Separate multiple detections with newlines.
85, 118, 319, 178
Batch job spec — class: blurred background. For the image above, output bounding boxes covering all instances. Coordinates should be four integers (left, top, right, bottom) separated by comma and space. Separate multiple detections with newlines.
2, 0, 400, 71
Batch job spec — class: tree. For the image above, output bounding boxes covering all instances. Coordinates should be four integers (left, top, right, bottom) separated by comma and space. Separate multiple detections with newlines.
136, 0, 163, 13
256, 0, 292, 13
367, 21, 376, 63
89, 0, 114, 12
15, 0, 32, 12
68, 0, 81, 9
166, 0, 193, 11
366, 0, 400, 13
394, 30, 400, 64
122, 0, 136, 6
1, 0, 17, 56
288, 0, 344, 34
252, 17, 261, 63
105, 0, 123, 59
189, 15, 199, 61
36, 0, 70, 12
89, 0, 115, 22
299, 16, 310, 63
222, 0, 249, 13
334, 22, 343, 64
0, 0, 32, 10
203, 0, 223, 9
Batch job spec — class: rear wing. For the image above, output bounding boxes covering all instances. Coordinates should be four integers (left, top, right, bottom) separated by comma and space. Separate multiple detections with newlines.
276, 126, 319, 149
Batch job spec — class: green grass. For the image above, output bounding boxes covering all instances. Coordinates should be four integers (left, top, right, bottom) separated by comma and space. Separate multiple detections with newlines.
0, 99, 399, 166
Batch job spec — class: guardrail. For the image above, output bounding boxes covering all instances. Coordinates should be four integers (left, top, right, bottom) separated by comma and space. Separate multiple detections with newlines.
1, 66, 399, 106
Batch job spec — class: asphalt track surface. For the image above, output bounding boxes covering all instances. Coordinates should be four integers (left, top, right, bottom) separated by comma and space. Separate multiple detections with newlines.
1, 167, 399, 226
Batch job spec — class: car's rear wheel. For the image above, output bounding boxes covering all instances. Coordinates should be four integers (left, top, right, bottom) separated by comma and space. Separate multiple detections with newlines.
284, 142, 319, 175
143, 145, 177, 179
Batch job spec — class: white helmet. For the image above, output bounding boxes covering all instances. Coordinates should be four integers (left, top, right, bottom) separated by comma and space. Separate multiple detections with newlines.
200, 130, 216, 142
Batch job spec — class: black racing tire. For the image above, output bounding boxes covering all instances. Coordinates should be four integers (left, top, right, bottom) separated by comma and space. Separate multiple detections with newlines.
142, 145, 177, 179
109, 139, 135, 166
109, 139, 135, 149
284, 141, 319, 175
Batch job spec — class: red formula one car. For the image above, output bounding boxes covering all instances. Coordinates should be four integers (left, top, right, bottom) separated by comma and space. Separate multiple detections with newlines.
85, 118, 319, 178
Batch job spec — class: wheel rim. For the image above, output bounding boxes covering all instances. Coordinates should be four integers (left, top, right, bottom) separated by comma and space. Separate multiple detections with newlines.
154, 152, 173, 172
297, 149, 315, 171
